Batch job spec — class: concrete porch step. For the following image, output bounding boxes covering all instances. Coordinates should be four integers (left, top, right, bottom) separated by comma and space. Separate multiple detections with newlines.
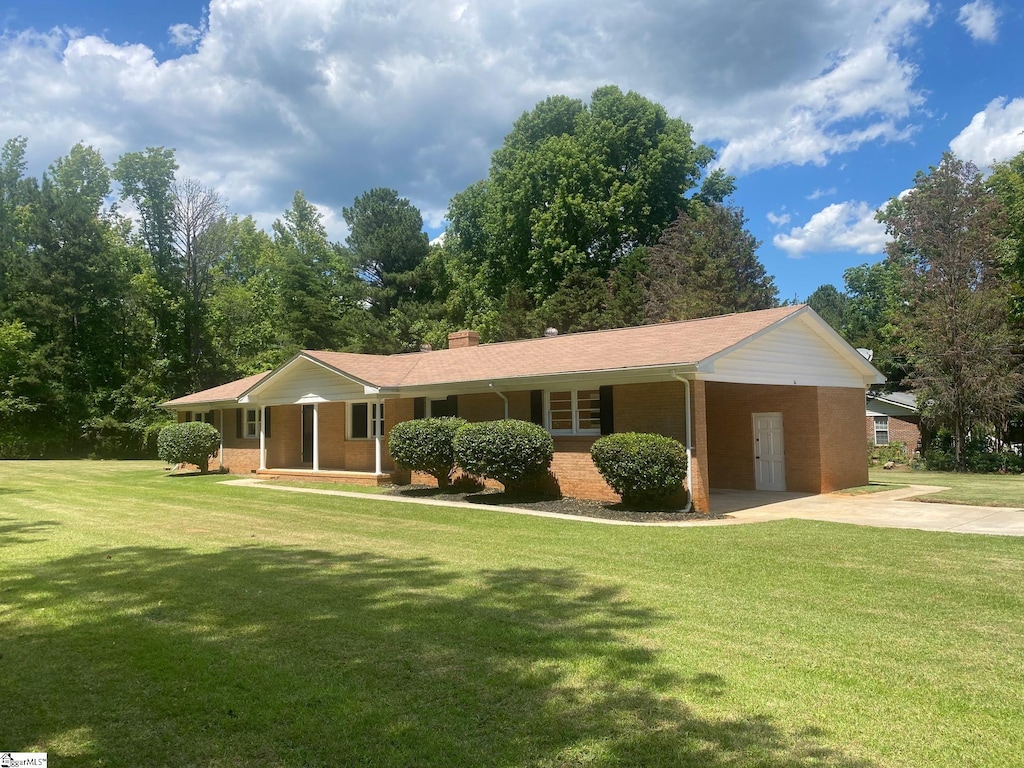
254, 468, 395, 486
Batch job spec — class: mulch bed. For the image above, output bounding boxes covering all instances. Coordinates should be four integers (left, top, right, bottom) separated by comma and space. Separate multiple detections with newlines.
384, 485, 726, 523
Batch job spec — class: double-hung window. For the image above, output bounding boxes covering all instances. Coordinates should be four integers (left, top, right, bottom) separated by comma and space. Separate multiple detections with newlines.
873, 416, 889, 446
548, 389, 601, 435
245, 408, 261, 438
350, 402, 385, 439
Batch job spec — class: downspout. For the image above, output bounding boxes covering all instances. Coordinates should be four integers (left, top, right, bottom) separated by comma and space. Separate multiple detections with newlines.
218, 408, 224, 471
671, 372, 694, 513
488, 383, 509, 419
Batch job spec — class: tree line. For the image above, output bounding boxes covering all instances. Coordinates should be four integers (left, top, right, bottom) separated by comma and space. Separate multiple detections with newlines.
0, 86, 778, 458
808, 152, 1024, 470
3, 83, 1018, 470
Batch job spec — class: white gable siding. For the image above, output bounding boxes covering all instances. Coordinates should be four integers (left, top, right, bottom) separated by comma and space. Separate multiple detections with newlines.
245, 359, 368, 405
702, 319, 868, 388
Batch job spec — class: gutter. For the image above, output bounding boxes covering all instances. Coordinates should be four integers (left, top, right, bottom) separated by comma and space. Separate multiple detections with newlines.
670, 371, 694, 514
488, 383, 509, 419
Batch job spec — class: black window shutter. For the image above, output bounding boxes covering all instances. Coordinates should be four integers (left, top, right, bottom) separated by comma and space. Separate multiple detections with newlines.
414, 397, 425, 419
530, 390, 543, 426
599, 385, 614, 435
447, 394, 458, 417
351, 403, 368, 439
264, 407, 272, 439
236, 408, 243, 438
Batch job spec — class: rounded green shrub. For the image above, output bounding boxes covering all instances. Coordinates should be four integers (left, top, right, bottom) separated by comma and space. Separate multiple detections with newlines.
158, 421, 221, 474
590, 432, 687, 507
453, 419, 554, 493
388, 416, 468, 489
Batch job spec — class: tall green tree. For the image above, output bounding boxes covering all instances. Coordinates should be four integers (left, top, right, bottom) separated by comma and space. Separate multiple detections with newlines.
113, 147, 188, 390
207, 216, 286, 377
342, 188, 435, 352
344, 188, 430, 316
0, 137, 39, 309
806, 284, 850, 333
272, 191, 358, 351
879, 153, 1022, 470
989, 150, 1024, 322
445, 85, 730, 339
14, 144, 133, 451
644, 203, 777, 322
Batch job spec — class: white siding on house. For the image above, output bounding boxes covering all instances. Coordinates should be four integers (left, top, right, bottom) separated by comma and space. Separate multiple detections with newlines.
245, 359, 368, 405
702, 317, 869, 388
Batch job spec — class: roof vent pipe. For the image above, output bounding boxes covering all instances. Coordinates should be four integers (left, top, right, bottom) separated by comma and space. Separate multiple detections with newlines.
543, 327, 558, 337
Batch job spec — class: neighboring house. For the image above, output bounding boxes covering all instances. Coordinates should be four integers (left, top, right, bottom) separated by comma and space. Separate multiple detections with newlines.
163, 305, 884, 512
865, 391, 922, 455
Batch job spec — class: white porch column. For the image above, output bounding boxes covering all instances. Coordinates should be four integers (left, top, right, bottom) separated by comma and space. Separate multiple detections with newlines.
312, 402, 320, 472
374, 399, 383, 475
258, 405, 267, 470
218, 408, 224, 470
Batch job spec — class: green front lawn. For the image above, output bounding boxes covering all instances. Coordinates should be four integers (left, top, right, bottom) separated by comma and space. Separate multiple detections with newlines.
869, 467, 1024, 507
2, 460, 1023, 767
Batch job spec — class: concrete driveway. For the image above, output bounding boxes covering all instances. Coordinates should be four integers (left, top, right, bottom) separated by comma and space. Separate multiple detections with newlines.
709, 485, 1024, 536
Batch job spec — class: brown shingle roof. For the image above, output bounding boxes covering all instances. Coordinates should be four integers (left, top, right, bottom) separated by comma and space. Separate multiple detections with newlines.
305, 305, 804, 388
162, 371, 271, 407
164, 306, 811, 407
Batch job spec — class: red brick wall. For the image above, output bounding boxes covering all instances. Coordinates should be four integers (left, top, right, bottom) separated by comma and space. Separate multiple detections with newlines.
865, 415, 921, 455
405, 382, 707, 509
705, 382, 866, 493
456, 393, 505, 422
267, 404, 302, 468
818, 387, 869, 492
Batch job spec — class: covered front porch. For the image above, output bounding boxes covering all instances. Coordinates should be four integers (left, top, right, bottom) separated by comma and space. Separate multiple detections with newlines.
254, 399, 414, 477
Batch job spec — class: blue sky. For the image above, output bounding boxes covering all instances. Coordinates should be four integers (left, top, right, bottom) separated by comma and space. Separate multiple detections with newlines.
2, 0, 1023, 301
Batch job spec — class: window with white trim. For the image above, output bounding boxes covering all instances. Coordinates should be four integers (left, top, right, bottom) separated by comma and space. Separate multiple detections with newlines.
245, 408, 261, 439
547, 389, 601, 435
873, 416, 889, 446
350, 402, 385, 439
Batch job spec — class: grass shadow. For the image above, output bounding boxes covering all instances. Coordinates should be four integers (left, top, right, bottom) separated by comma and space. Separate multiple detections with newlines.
2, 545, 876, 767
0, 515, 59, 546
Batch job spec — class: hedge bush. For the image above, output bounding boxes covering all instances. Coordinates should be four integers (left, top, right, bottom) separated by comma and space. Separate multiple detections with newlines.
158, 422, 221, 474
453, 419, 553, 493
591, 432, 687, 507
387, 417, 468, 489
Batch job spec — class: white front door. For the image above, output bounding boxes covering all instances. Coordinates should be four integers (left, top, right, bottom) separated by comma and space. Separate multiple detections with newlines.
753, 412, 786, 491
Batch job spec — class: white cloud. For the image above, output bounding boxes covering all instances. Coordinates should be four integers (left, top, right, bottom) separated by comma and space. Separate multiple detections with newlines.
0, 0, 936, 233
807, 187, 837, 200
949, 97, 1024, 168
767, 211, 791, 227
957, 1, 1000, 43
773, 201, 889, 258
168, 23, 203, 48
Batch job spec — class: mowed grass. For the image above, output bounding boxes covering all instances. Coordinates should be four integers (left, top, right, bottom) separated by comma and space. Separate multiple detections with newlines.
868, 467, 1024, 507
2, 461, 1023, 767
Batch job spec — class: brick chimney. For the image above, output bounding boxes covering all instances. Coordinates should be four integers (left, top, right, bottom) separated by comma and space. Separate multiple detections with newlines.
448, 330, 480, 349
